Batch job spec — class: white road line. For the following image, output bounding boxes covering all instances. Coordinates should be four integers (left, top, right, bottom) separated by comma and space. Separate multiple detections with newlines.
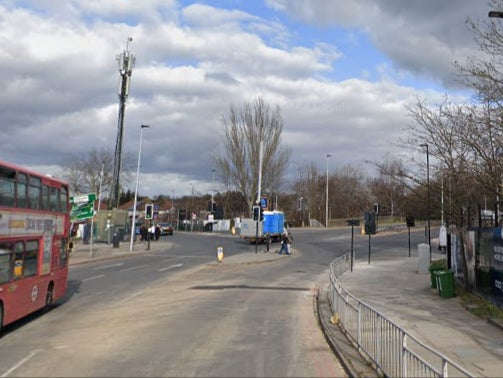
158, 263, 184, 272
115, 291, 144, 304
1, 350, 38, 377
82, 274, 105, 282
93, 262, 124, 270
160, 255, 208, 263
260, 319, 270, 336
120, 264, 149, 272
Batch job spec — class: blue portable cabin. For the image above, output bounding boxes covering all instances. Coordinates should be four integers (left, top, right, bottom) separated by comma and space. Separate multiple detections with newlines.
263, 210, 285, 240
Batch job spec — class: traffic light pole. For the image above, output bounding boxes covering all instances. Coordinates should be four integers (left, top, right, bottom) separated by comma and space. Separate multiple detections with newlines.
368, 234, 371, 264
255, 217, 259, 254
147, 220, 151, 251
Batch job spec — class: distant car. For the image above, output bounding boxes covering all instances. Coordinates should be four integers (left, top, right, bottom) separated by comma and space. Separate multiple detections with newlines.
159, 222, 174, 236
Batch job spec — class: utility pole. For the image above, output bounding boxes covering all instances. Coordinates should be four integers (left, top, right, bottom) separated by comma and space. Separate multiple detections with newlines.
110, 37, 135, 209
211, 169, 216, 214
326, 154, 331, 228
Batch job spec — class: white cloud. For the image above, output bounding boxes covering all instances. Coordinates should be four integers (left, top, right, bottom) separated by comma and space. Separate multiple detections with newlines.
0, 0, 480, 199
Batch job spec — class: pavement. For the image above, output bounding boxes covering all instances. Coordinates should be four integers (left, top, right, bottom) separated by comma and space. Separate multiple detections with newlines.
321, 249, 503, 378
69, 236, 503, 378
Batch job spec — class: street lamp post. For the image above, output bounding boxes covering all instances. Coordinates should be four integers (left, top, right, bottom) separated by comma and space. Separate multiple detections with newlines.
420, 143, 431, 260
326, 154, 331, 228
211, 169, 216, 214
299, 197, 304, 227
129, 124, 150, 252
489, 11, 503, 227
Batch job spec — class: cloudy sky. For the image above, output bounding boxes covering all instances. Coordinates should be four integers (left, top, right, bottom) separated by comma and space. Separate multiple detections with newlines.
0, 0, 493, 198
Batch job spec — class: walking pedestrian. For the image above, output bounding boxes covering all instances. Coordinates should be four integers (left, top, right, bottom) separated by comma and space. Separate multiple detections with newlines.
278, 230, 290, 255
265, 233, 271, 252
149, 224, 155, 241
140, 224, 148, 243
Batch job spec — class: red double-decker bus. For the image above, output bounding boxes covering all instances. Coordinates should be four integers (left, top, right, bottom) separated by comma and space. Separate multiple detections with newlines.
0, 160, 70, 332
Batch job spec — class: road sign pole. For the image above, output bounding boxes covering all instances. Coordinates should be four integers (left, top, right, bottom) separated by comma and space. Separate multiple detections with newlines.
351, 224, 354, 272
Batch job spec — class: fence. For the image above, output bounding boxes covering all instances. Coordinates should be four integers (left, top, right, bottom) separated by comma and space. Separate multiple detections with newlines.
328, 253, 474, 378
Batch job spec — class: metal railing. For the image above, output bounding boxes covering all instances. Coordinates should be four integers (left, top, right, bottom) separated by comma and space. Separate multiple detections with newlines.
328, 253, 474, 378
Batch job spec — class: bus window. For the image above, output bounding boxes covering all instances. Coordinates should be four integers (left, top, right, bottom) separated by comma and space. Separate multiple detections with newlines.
24, 240, 39, 277
0, 246, 12, 284
42, 184, 50, 211
28, 176, 41, 210
13, 242, 24, 279
50, 186, 59, 212
61, 186, 68, 213
0, 174, 15, 207
17, 172, 27, 208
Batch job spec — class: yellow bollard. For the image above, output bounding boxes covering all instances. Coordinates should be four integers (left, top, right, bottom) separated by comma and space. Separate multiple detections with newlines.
217, 246, 224, 262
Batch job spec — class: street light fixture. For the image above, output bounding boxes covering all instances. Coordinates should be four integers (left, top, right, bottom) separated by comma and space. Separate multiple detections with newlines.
489, 10, 503, 18
326, 154, 331, 228
129, 124, 150, 252
420, 143, 431, 260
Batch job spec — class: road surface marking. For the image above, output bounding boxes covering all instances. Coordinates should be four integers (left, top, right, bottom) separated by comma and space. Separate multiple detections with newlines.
115, 291, 144, 304
82, 274, 105, 282
260, 319, 270, 336
158, 263, 184, 272
120, 264, 149, 272
93, 262, 124, 270
1, 350, 38, 377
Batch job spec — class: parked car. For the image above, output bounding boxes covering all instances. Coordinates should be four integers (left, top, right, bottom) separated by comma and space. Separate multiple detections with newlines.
159, 222, 174, 235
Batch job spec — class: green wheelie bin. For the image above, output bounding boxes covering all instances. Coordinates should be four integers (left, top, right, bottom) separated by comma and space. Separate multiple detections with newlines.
435, 270, 455, 298
429, 265, 444, 289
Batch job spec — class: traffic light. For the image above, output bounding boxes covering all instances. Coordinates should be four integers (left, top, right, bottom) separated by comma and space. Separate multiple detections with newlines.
252, 205, 260, 221
374, 203, 380, 214
406, 215, 415, 227
364, 211, 376, 235
145, 204, 153, 220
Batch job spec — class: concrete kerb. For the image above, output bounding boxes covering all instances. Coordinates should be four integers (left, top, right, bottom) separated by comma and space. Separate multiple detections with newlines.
316, 286, 378, 378
69, 238, 170, 266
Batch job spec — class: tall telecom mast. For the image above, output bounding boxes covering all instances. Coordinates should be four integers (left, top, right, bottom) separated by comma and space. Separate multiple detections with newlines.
109, 37, 135, 209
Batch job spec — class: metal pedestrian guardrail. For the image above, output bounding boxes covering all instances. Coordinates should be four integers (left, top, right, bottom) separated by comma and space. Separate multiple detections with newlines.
328, 253, 474, 378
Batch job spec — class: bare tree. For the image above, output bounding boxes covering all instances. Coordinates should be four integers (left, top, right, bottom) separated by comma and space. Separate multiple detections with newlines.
213, 97, 291, 212
291, 161, 323, 224
62, 147, 134, 203
369, 158, 409, 218
331, 164, 371, 219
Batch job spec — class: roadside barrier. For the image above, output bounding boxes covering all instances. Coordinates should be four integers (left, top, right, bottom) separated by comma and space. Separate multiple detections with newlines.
328, 253, 474, 378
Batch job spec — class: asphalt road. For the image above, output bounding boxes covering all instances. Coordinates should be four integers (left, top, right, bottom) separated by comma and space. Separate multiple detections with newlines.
0, 227, 428, 377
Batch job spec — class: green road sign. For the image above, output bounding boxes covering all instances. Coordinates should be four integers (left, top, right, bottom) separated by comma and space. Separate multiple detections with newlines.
70, 193, 96, 204
71, 202, 95, 221
70, 193, 96, 221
